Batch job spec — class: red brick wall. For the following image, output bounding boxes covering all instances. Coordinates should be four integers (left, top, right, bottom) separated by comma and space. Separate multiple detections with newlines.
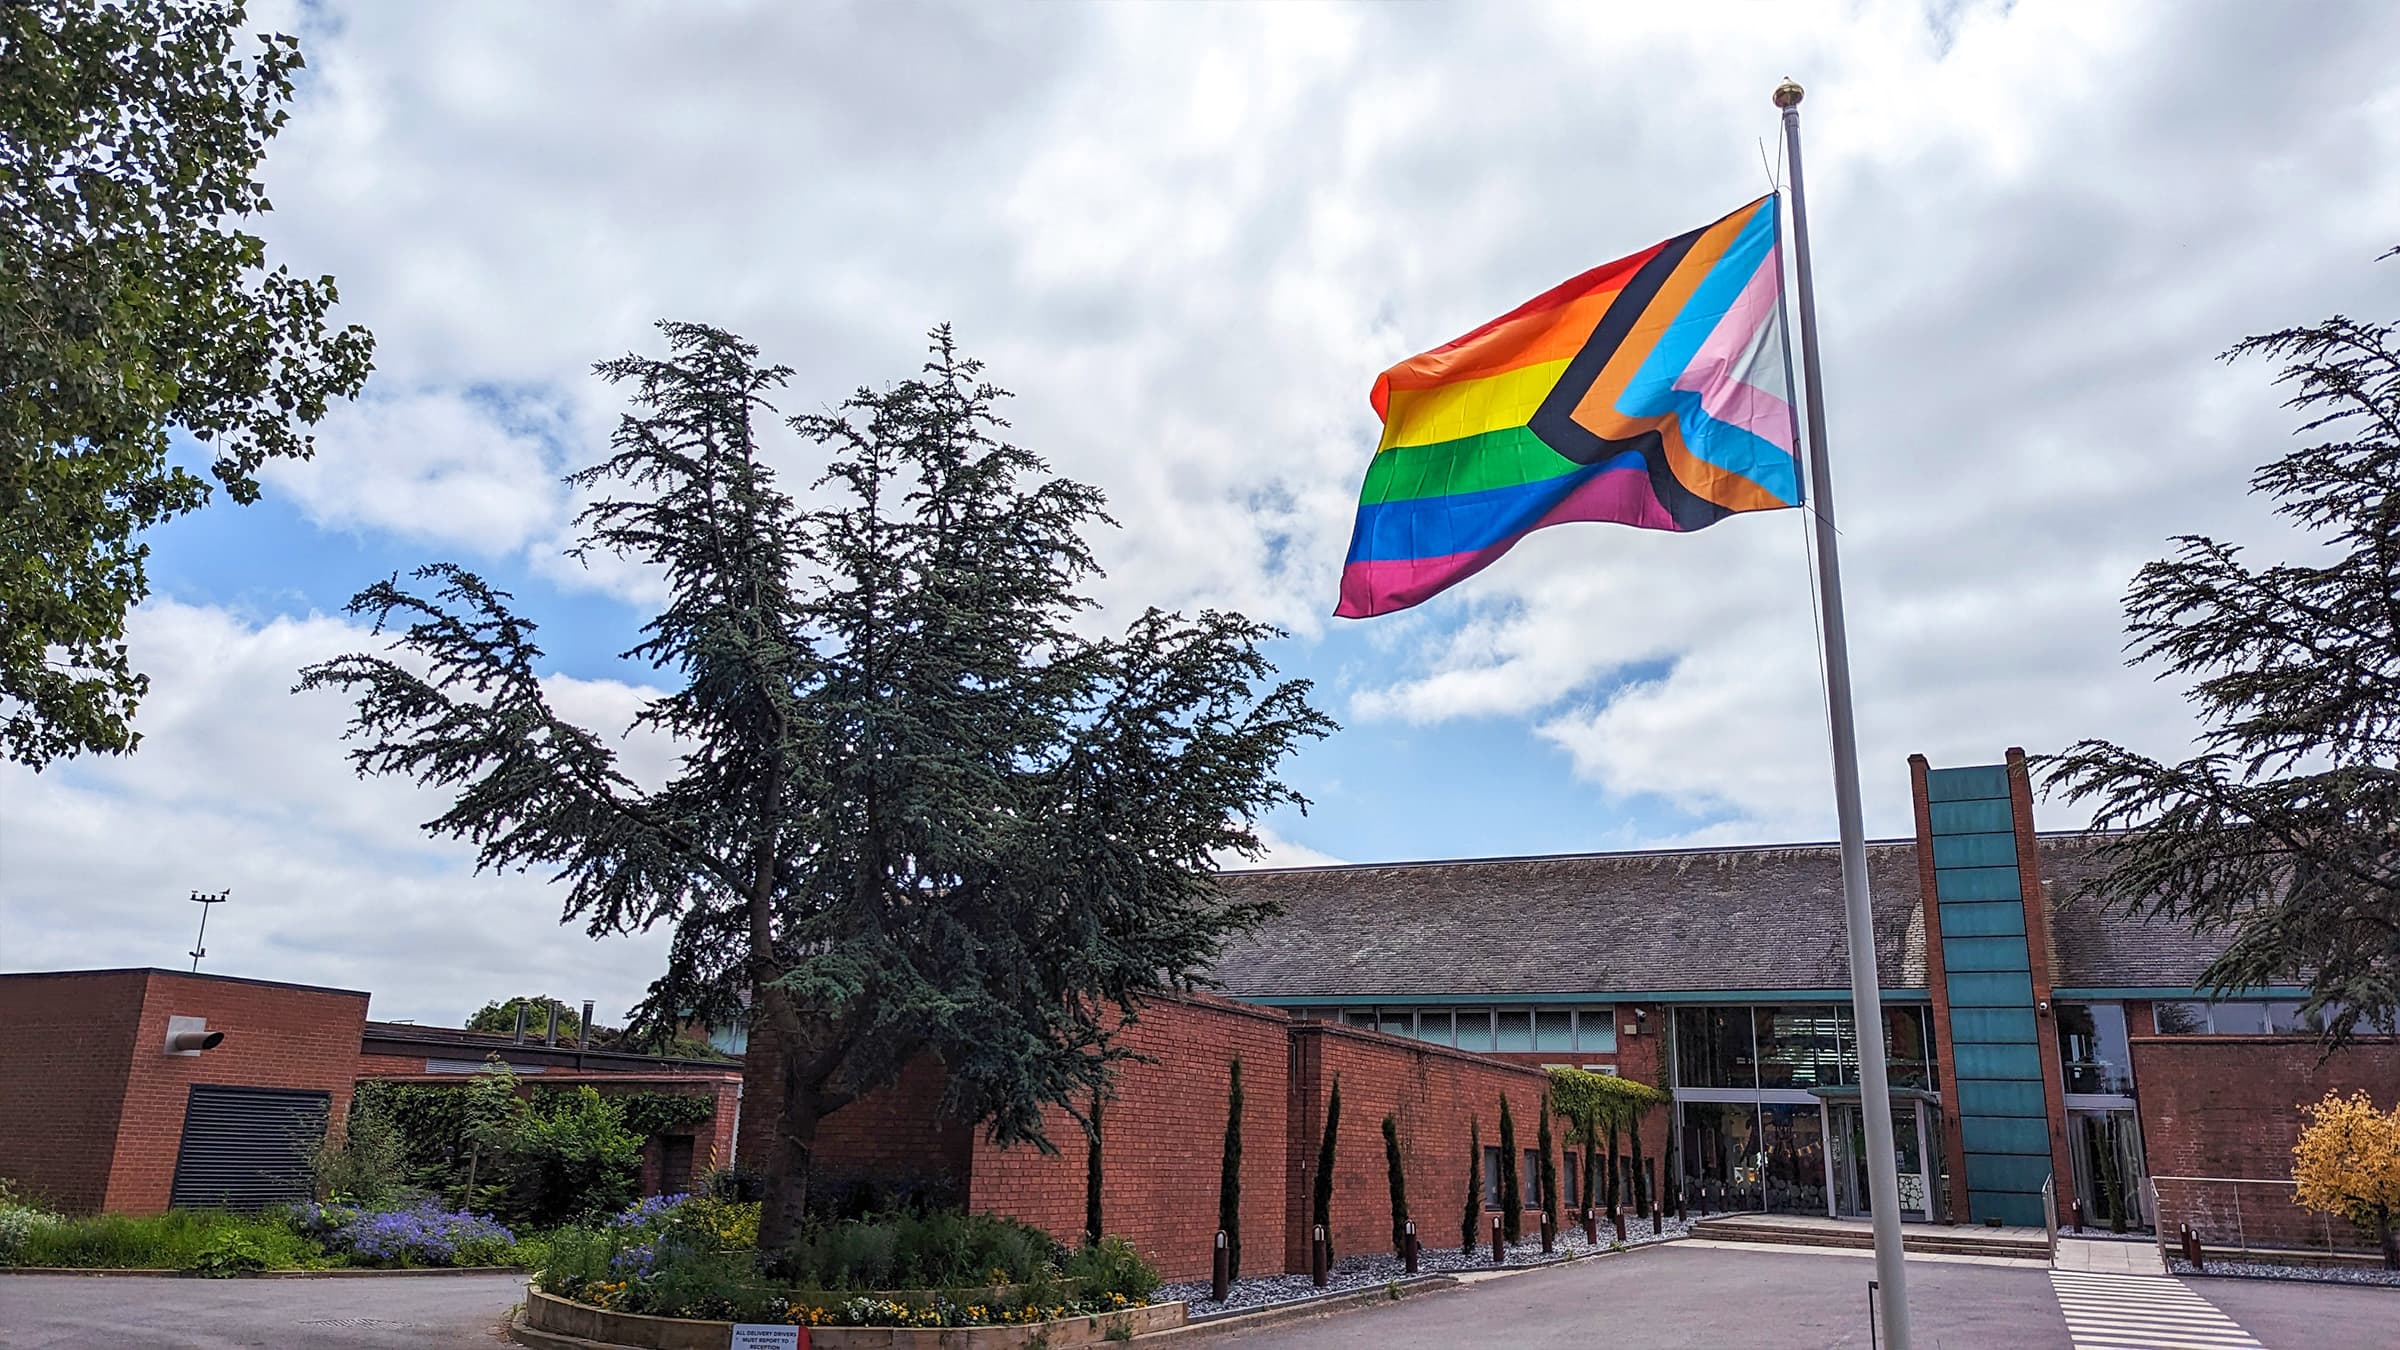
107, 972, 369, 1215
1290, 1021, 1553, 1270
2132, 1034, 2400, 1251
0, 971, 149, 1212
967, 994, 1292, 1282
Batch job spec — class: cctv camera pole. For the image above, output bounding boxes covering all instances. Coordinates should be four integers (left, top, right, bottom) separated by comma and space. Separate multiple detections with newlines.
187, 890, 229, 973
1776, 78, 1913, 1350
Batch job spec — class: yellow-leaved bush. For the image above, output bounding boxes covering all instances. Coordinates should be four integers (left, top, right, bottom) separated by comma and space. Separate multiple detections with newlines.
2290, 1089, 2400, 1269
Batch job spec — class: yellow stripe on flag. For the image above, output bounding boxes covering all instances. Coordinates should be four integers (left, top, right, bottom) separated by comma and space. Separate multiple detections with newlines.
1377, 358, 1570, 453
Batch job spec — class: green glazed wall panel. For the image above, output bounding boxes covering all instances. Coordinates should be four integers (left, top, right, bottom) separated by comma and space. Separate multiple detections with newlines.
1941, 936, 2031, 973
1937, 901, 2027, 938
1962, 1117, 2051, 1156
1965, 1153, 2054, 1194
1972, 1191, 2050, 1228
1934, 867, 2022, 902
1956, 1079, 2047, 1118
1946, 971, 2036, 1008
1926, 765, 2009, 802
1953, 1042, 2043, 1080
1929, 799, 2014, 835
1947, 1007, 2038, 1044
1932, 832, 2019, 869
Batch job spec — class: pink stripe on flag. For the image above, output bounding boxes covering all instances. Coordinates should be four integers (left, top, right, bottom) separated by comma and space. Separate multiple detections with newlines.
1335, 465, 1683, 617
1672, 244, 1793, 452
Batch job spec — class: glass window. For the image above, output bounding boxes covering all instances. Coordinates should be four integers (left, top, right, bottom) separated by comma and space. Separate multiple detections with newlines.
1496, 1009, 1534, 1053
1344, 1009, 1376, 1029
1563, 1151, 1580, 1209
1759, 1104, 1827, 1215
1890, 1006, 1934, 1089
1754, 1006, 1843, 1089
1455, 1009, 1495, 1053
2154, 1001, 2208, 1034
2208, 1001, 2270, 1035
1575, 1006, 1618, 1053
1416, 1009, 1454, 1046
1673, 1007, 1756, 1089
1482, 1146, 1503, 1208
2056, 1003, 2132, 1095
2260, 1001, 2309, 1034
1380, 1010, 1413, 1039
1523, 1149, 1542, 1207
1678, 1101, 1762, 1212
1534, 1010, 1573, 1052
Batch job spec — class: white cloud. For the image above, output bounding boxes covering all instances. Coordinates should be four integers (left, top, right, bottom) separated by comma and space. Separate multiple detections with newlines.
0, 601, 674, 1026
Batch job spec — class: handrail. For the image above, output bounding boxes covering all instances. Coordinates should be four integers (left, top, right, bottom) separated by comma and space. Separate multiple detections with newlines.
2040, 1175, 2058, 1259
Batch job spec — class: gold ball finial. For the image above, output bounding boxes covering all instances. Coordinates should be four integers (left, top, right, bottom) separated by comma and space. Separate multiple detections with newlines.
1773, 79, 1805, 110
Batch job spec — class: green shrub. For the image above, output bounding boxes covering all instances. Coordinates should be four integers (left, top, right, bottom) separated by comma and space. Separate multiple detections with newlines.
508, 1087, 640, 1227
312, 1091, 410, 1206
190, 1231, 273, 1278
1062, 1235, 1158, 1304
781, 1211, 1062, 1292
1218, 1057, 1242, 1281
0, 1201, 53, 1264
1497, 1095, 1521, 1244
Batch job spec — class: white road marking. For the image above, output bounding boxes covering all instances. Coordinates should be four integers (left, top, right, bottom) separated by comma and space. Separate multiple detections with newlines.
2047, 1270, 2262, 1349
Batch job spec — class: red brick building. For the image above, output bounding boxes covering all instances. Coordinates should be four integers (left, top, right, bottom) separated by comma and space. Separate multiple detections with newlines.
0, 968, 739, 1216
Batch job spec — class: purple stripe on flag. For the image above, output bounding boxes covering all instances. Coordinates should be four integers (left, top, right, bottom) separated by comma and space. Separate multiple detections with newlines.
1335, 464, 1684, 617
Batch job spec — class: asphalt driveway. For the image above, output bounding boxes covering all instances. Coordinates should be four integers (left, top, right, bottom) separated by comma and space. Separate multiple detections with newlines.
0, 1271, 522, 1349
1200, 1244, 2398, 1349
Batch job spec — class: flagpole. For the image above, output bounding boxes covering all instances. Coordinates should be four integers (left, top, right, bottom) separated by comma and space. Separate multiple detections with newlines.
1775, 78, 1914, 1350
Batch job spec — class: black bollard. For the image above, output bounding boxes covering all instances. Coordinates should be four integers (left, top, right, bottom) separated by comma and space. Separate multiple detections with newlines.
1540, 1212, 1554, 1254
2181, 1223, 2205, 1272
2069, 1199, 2083, 1233
1583, 1207, 1597, 1245
1403, 1219, 1418, 1275
1612, 1208, 1627, 1243
1652, 1201, 1663, 1236
1490, 1213, 1505, 1264
1311, 1224, 1329, 1288
1211, 1229, 1230, 1303
1675, 1191, 1686, 1223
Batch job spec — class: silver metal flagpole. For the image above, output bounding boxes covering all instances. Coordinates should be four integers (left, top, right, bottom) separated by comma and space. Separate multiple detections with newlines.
1774, 78, 1914, 1350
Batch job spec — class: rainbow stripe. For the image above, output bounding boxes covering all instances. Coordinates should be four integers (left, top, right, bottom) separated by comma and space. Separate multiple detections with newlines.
1337, 196, 1800, 618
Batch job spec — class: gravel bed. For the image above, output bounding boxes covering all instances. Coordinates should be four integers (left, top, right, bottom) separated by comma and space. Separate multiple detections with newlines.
2169, 1256, 2400, 1288
1161, 1214, 1700, 1319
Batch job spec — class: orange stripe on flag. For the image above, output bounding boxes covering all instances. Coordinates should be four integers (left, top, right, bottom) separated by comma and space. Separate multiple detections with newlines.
1369, 244, 1661, 419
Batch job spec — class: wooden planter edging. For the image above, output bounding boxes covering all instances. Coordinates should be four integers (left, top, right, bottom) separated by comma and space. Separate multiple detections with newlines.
522, 1285, 1187, 1349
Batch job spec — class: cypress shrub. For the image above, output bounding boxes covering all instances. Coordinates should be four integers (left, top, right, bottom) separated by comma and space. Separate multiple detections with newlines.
1497, 1095, 1522, 1245
1381, 1114, 1410, 1253
1219, 1057, 1243, 1281
1604, 1118, 1621, 1216
1460, 1117, 1481, 1254
1536, 1089, 1559, 1234
1084, 1091, 1104, 1248
1582, 1119, 1600, 1218
1311, 1075, 1342, 1261
1627, 1102, 1647, 1215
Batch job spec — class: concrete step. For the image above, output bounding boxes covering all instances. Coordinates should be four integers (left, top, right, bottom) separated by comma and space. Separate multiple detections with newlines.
1690, 1216, 2050, 1259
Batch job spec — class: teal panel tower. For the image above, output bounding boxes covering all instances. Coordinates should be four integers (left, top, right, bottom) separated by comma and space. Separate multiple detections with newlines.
1924, 763, 2050, 1228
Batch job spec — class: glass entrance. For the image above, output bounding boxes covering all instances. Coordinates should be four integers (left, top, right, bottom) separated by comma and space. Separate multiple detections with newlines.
2068, 1109, 2147, 1231
1830, 1102, 1930, 1219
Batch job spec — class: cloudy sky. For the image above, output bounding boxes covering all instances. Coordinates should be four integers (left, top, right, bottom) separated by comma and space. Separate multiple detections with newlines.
4, 0, 2395, 1027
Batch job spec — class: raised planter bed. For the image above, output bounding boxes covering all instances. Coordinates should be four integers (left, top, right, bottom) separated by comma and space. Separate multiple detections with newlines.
521, 1285, 1186, 1349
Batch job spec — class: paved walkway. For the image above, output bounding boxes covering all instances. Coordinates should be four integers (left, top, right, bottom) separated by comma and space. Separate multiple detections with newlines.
2055, 1236, 2168, 1275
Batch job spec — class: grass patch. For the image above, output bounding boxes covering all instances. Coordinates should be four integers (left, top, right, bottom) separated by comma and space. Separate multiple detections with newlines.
15, 1210, 326, 1271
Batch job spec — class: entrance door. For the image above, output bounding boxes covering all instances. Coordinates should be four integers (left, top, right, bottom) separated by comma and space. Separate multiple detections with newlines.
1830, 1103, 1930, 1219
2068, 1109, 2148, 1231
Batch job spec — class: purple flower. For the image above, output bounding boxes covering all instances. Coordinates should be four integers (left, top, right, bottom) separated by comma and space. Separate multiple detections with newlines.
608, 1193, 693, 1231
315, 1201, 514, 1266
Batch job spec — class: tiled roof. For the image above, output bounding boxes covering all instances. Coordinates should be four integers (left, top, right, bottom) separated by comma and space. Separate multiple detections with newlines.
2032, 836, 2237, 988
1208, 841, 1929, 999
1206, 833, 2236, 1001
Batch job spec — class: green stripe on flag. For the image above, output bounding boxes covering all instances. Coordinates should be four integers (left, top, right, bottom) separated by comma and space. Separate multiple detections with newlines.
1359, 425, 1581, 504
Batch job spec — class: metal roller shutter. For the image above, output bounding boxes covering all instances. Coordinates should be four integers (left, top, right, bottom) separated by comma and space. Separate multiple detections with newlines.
168, 1085, 330, 1210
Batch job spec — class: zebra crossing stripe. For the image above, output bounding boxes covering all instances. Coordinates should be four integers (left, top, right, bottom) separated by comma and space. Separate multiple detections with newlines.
2047, 1270, 2261, 1349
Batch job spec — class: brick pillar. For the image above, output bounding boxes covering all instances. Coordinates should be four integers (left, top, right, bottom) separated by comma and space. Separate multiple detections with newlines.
1909, 753, 1971, 1223
2006, 747, 2078, 1225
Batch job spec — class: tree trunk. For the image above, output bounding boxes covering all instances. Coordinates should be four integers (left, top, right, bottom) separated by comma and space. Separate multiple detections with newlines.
754, 998, 827, 1259
1604, 1120, 1620, 1216
1628, 1109, 1646, 1215
2380, 1208, 2397, 1272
